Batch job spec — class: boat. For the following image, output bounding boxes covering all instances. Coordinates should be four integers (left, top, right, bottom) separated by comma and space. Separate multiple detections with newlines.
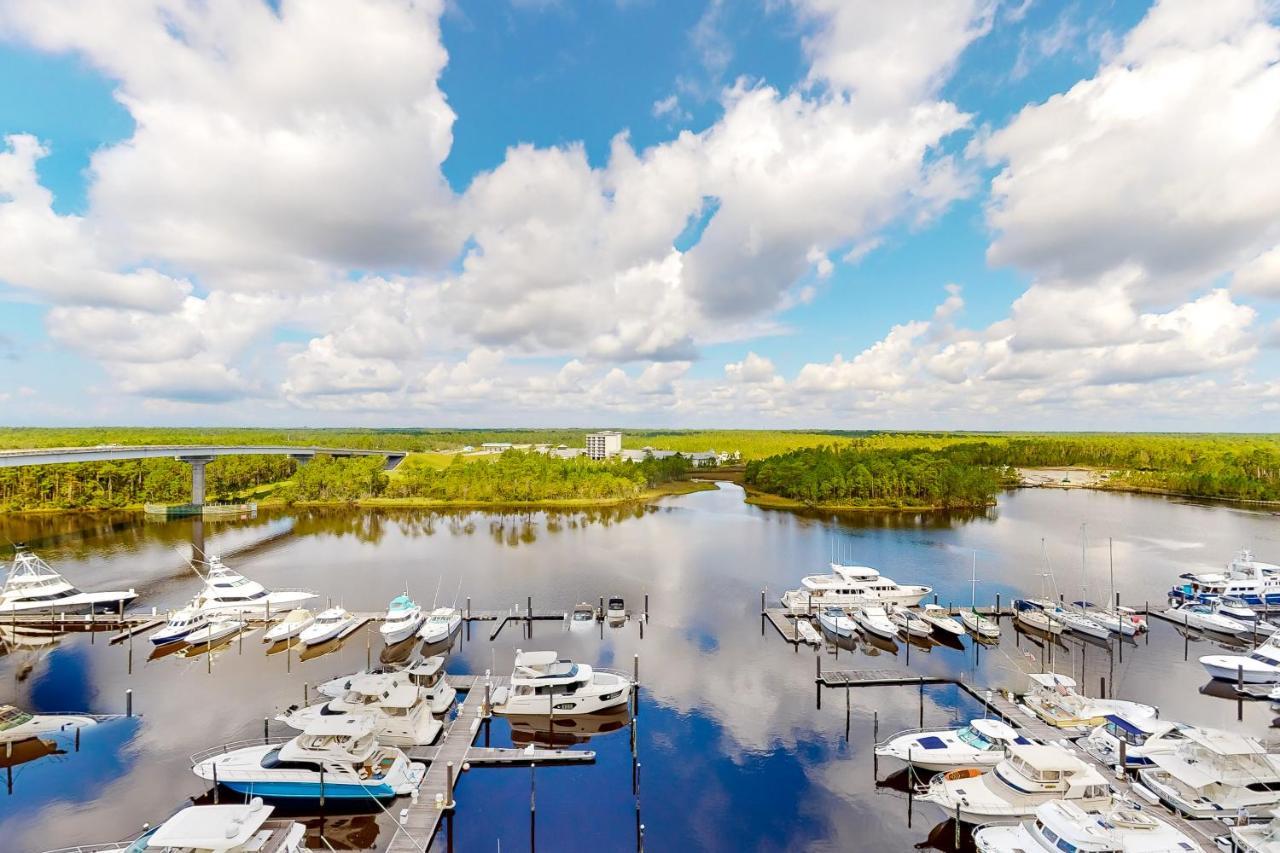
191, 555, 315, 615
1228, 806, 1280, 852
874, 718, 1032, 772
192, 716, 425, 800
569, 602, 596, 632
264, 608, 314, 643
1021, 673, 1157, 729
378, 595, 424, 645
277, 673, 442, 746
972, 799, 1198, 853
780, 562, 931, 612
149, 603, 210, 645
1164, 602, 1248, 635
418, 606, 462, 645
1136, 727, 1280, 818
298, 607, 356, 646
1079, 713, 1188, 768
918, 604, 965, 637
42, 799, 308, 853
796, 620, 822, 645
0, 704, 96, 743
489, 650, 632, 716
606, 596, 626, 620
318, 656, 456, 714
1014, 600, 1064, 635
1220, 594, 1265, 621
917, 743, 1112, 823
888, 605, 932, 638
853, 605, 898, 640
962, 552, 1002, 640
0, 549, 137, 615
816, 606, 856, 638
183, 619, 244, 647
1169, 549, 1280, 609
1200, 635, 1280, 683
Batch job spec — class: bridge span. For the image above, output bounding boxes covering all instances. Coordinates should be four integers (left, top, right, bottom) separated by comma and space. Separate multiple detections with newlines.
0, 445, 407, 505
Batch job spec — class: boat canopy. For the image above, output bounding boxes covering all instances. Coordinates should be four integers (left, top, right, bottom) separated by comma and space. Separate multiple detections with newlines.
300, 715, 378, 739
1028, 672, 1078, 690
148, 801, 275, 850
408, 656, 445, 677
515, 650, 559, 668
1007, 744, 1084, 774
1103, 713, 1166, 736
830, 564, 882, 580
1180, 727, 1269, 756
1148, 752, 1227, 788
387, 595, 414, 611
970, 718, 1018, 741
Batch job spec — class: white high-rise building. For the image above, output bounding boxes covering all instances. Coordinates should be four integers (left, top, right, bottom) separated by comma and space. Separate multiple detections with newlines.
586, 431, 623, 460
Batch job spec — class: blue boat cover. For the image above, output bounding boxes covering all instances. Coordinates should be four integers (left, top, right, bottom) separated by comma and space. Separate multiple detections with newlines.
1104, 714, 1147, 735
915, 736, 947, 750
388, 594, 413, 610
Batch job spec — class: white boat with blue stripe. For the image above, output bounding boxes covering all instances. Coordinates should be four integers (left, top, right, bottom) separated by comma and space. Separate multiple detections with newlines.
875, 718, 1032, 772
1169, 549, 1280, 609
191, 716, 424, 800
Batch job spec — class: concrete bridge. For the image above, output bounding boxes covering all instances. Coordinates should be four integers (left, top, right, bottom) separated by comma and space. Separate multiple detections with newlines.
0, 445, 406, 505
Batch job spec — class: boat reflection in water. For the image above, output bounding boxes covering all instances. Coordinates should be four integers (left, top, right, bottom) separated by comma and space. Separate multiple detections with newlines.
507, 706, 632, 748
378, 634, 418, 666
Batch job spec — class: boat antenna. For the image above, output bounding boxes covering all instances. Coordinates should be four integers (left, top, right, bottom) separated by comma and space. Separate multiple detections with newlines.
173, 546, 208, 582
1108, 537, 1115, 614
1080, 523, 1088, 614
450, 576, 463, 610
431, 576, 442, 610
1040, 538, 1059, 601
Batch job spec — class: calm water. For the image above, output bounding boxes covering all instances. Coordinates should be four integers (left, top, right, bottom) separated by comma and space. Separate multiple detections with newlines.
1, 485, 1278, 852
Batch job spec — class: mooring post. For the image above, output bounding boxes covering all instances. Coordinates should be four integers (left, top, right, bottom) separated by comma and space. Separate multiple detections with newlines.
1145, 602, 1150, 645
530, 762, 537, 853
467, 596, 471, 620
75, 724, 80, 751
844, 682, 850, 741
484, 683, 491, 717
760, 589, 765, 615
1239, 664, 1246, 721
446, 761, 455, 809
933, 593, 938, 606
366, 632, 371, 669
1100, 676, 1106, 698
212, 762, 219, 804
125, 688, 133, 718
1118, 738, 1127, 773
918, 677, 924, 728
954, 803, 962, 847
264, 717, 269, 741
319, 763, 325, 810
644, 593, 649, 621
873, 710, 879, 777
905, 633, 910, 667
815, 653, 821, 710
996, 593, 1001, 616
907, 746, 914, 827
304, 682, 309, 705
1184, 628, 1189, 661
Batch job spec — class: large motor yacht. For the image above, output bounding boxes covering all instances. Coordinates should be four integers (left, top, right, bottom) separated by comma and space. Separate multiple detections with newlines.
780, 563, 931, 612
972, 799, 1198, 852
277, 674, 442, 746
918, 743, 1113, 824
191, 556, 316, 615
1200, 635, 1280, 683
192, 716, 425, 800
0, 550, 136, 615
489, 650, 632, 716
40, 799, 307, 853
318, 656, 456, 715
1169, 549, 1280, 609
1020, 673, 1157, 729
1136, 727, 1280, 818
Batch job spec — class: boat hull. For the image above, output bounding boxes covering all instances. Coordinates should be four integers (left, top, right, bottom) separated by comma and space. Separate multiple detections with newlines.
220, 780, 401, 799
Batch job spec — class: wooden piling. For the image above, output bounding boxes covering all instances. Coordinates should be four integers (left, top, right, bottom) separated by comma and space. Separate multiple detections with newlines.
445, 762, 455, 809
126, 688, 133, 717
644, 593, 649, 620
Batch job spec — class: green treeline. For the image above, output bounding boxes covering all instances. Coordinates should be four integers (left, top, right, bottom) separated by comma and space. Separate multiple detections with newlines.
745, 445, 1008, 508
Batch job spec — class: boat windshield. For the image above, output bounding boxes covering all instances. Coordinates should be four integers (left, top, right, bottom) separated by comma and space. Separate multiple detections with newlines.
0, 705, 33, 730
956, 726, 993, 750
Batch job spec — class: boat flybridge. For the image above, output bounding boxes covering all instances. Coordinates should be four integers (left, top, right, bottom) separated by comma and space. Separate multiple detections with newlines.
378, 595, 424, 645
418, 606, 462, 645
918, 743, 1113, 824
1136, 727, 1280, 819
875, 718, 1033, 772
0, 550, 136, 615
490, 650, 632, 716
191, 556, 315, 615
972, 799, 1198, 853
149, 602, 210, 646
781, 563, 931, 612
192, 716, 425, 800
277, 673, 442, 746
1021, 673, 1157, 730
1169, 549, 1280, 609
40, 799, 307, 853
1079, 713, 1188, 769
1201, 635, 1280, 683
0, 704, 97, 743
318, 656, 456, 714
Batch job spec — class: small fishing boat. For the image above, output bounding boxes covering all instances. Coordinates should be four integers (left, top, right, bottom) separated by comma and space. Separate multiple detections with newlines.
278, 674, 442, 746
1014, 600, 1063, 635
888, 605, 932, 638
379, 595, 424, 645
489, 650, 631, 716
796, 620, 822, 645
972, 799, 1198, 852
192, 716, 425, 800
418, 606, 462, 645
817, 606, 855, 638
47, 799, 308, 853
1200, 635, 1280, 682
0, 704, 96, 743
606, 596, 626, 620
875, 718, 1031, 772
1164, 602, 1248, 635
298, 606, 356, 646
184, 619, 244, 647
319, 656, 456, 714
1136, 727, 1280, 818
0, 548, 136, 615
264, 608, 314, 643
1079, 713, 1188, 768
918, 743, 1112, 824
1020, 673, 1157, 729
854, 605, 897, 640
568, 602, 596, 632
917, 604, 965, 637
149, 603, 210, 645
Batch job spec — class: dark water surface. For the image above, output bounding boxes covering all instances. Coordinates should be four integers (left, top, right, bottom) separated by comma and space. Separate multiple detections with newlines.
1, 485, 1278, 852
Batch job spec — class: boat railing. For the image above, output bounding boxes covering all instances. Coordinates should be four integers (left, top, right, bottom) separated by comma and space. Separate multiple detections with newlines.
269, 587, 318, 596
41, 845, 143, 853
872, 726, 936, 750
593, 666, 634, 683
190, 736, 290, 765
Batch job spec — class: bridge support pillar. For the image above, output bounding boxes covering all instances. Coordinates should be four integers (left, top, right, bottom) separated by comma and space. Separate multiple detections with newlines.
178, 455, 216, 506
290, 454, 311, 468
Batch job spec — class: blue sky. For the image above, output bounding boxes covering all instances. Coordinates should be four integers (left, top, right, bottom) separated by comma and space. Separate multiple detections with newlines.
0, 0, 1278, 428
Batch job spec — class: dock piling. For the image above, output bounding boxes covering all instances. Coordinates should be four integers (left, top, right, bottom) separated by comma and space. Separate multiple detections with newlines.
445, 762, 455, 809
304, 682, 309, 705
918, 677, 924, 727
644, 593, 649, 621
264, 717, 269, 740
1100, 676, 1106, 699
212, 762, 218, 804
126, 688, 133, 717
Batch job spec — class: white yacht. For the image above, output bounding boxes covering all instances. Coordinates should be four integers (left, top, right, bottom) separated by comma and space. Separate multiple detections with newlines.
817, 606, 855, 638
1201, 636, 1280, 683
1044, 603, 1111, 640
569, 602, 596, 632
606, 596, 626, 620
192, 716, 425, 800
1014, 600, 1064, 635
0, 550, 136, 615
184, 619, 244, 647
1076, 603, 1141, 637
318, 656, 456, 715
418, 606, 462, 644
875, 718, 1032, 772
489, 650, 632, 716
1080, 714, 1188, 769
379, 595, 424, 645
299, 607, 356, 645
1169, 549, 1280, 609
1137, 728, 1280, 819
918, 743, 1113, 824
780, 563, 931, 612
962, 608, 1002, 639
1165, 602, 1249, 635
149, 603, 210, 645
0, 704, 96, 743
41, 799, 308, 853
263, 608, 314, 643
278, 674, 442, 746
191, 556, 315, 615
1229, 806, 1280, 852
1021, 673, 1157, 729
854, 605, 898, 640
973, 799, 1198, 853
888, 605, 932, 638
918, 604, 965, 637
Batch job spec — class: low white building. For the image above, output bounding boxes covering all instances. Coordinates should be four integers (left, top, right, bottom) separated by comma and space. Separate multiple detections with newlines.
586, 431, 623, 460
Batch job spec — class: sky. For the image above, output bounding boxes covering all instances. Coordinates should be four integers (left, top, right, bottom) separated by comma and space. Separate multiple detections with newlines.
0, 0, 1278, 430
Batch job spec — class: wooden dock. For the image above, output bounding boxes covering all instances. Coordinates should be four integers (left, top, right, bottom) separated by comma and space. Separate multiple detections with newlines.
818, 669, 949, 688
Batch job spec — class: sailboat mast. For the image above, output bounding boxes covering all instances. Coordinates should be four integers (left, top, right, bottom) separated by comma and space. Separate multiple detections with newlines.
1080, 523, 1088, 615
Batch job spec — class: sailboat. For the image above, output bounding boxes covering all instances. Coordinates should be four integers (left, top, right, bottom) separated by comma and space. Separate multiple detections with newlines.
961, 552, 1000, 639
1037, 540, 1108, 640
1082, 537, 1140, 636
